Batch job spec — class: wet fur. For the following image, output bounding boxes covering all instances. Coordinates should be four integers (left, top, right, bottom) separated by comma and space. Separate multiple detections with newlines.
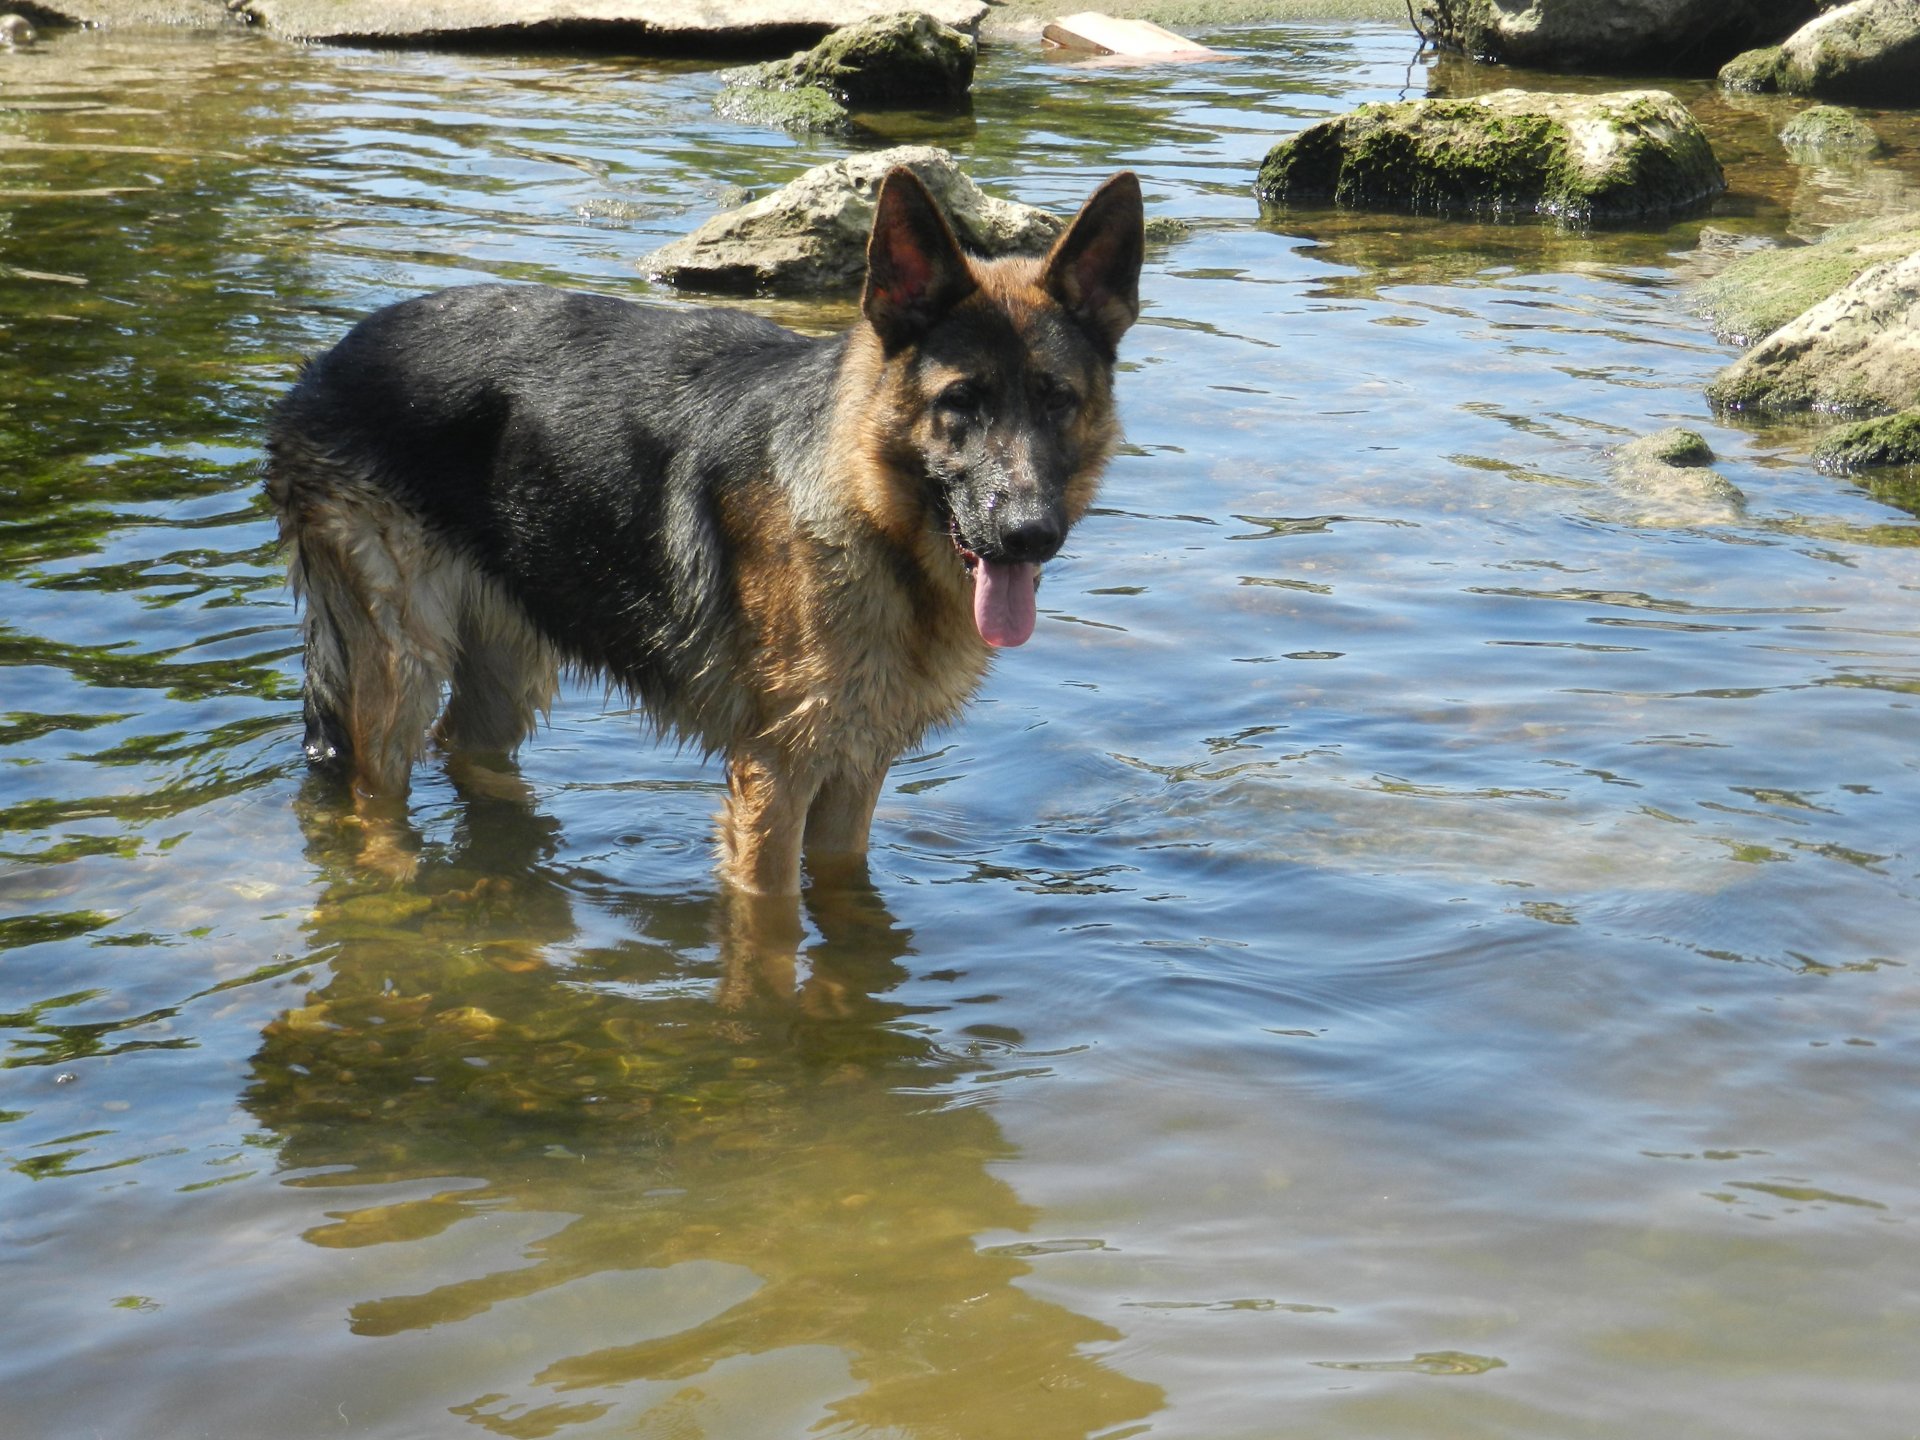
266, 169, 1143, 895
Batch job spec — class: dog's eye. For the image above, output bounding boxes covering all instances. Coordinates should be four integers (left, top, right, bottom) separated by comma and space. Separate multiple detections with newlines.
1033, 374, 1079, 415
936, 379, 987, 419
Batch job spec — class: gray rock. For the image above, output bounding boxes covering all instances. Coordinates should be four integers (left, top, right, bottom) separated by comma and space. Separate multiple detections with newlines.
1779, 103, 1882, 155
1416, 0, 1816, 70
1254, 89, 1724, 225
12, 0, 238, 26
1812, 408, 1920, 470
1718, 0, 1920, 101
642, 146, 1062, 294
1707, 249, 1920, 413
1693, 211, 1920, 344
241, 0, 987, 48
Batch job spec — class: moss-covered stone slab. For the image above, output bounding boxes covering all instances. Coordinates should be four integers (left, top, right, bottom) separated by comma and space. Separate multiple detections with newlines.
715, 11, 975, 134
1813, 408, 1920, 471
1254, 89, 1724, 225
1779, 103, 1882, 157
1693, 211, 1920, 344
713, 82, 853, 134
642, 145, 1061, 294
1416, 0, 1816, 71
1707, 249, 1920, 414
1718, 0, 1920, 102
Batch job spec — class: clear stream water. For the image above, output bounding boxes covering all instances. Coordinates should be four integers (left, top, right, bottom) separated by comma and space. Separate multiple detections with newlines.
2, 21, 1917, 1440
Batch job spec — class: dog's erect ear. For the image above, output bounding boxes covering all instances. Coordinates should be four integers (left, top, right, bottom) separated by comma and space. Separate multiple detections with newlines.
862, 167, 978, 353
1042, 171, 1144, 356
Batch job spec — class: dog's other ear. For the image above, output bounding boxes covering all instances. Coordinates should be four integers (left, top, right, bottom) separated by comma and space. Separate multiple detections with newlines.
863, 167, 978, 353
1042, 171, 1144, 356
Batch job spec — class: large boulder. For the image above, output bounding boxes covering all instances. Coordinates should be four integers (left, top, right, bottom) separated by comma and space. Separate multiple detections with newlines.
239, 0, 987, 48
1693, 211, 1920, 344
1707, 249, 1920, 413
1254, 89, 1724, 225
1416, 0, 1816, 71
1717, 0, 1920, 102
715, 11, 975, 133
642, 146, 1062, 294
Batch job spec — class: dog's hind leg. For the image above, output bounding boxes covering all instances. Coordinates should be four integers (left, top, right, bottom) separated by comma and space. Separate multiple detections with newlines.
434, 572, 559, 757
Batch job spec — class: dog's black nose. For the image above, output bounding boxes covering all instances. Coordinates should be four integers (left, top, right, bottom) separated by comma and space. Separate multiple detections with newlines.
994, 512, 1065, 564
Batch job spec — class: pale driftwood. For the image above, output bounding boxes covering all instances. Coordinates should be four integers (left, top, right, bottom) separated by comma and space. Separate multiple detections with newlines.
1041, 12, 1220, 58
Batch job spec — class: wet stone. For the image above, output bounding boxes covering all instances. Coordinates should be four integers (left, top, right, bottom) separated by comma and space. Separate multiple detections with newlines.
642, 145, 1061, 294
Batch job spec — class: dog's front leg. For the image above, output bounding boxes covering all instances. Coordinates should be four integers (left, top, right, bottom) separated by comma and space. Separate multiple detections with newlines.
719, 747, 816, 897
802, 766, 887, 882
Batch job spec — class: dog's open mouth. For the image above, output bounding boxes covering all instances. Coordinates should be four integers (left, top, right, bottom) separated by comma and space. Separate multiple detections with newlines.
951, 524, 1039, 649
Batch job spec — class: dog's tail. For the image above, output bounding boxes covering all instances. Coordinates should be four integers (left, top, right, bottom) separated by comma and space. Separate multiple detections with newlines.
266, 441, 458, 796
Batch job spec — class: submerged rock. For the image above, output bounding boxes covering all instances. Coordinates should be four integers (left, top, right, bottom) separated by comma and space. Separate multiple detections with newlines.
1813, 408, 1920, 471
1693, 211, 1920, 344
1611, 427, 1746, 517
642, 146, 1061, 294
1707, 249, 1920, 413
1778, 103, 1882, 157
1718, 0, 1920, 102
1416, 0, 1816, 71
1254, 89, 1724, 224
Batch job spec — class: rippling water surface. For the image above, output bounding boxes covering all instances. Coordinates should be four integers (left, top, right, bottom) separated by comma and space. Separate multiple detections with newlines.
3, 22, 1918, 1439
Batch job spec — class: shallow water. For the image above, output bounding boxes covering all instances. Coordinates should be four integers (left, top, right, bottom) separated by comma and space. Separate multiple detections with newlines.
3, 21, 1918, 1440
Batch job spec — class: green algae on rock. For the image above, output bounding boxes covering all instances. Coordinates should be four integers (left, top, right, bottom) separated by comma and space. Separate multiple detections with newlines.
1779, 103, 1882, 157
714, 11, 975, 133
1707, 249, 1920, 414
1254, 89, 1724, 225
1693, 211, 1920, 345
1814, 408, 1920, 471
1718, 0, 1920, 101
1611, 428, 1745, 520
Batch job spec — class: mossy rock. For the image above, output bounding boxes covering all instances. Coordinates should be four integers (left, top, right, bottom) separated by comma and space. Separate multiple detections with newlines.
1693, 211, 1920, 344
1720, 0, 1920, 101
1813, 408, 1920, 471
1611, 428, 1745, 517
1627, 427, 1717, 468
717, 11, 974, 130
1719, 43, 1789, 89
1779, 103, 1881, 156
1706, 249, 1920, 414
713, 83, 852, 134
1255, 89, 1724, 225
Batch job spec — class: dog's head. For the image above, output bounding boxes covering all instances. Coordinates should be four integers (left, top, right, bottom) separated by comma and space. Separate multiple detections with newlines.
853, 166, 1144, 648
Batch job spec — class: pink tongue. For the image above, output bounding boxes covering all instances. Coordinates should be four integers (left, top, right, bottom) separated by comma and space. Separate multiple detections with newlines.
973, 559, 1038, 648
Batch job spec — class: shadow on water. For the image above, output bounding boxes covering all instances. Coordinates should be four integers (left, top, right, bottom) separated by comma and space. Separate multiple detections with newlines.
234, 776, 1165, 1435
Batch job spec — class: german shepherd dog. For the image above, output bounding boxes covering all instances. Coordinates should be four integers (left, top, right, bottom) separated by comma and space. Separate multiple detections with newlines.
267, 167, 1143, 896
